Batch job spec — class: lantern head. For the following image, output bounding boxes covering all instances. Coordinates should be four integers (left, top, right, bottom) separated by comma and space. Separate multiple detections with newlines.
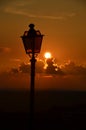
21, 24, 43, 55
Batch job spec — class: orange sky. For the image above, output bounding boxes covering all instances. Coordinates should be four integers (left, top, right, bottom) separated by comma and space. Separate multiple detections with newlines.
0, 0, 86, 70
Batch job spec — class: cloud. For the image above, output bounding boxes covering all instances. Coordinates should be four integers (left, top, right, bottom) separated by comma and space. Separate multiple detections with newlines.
4, 8, 76, 20
2, 1, 76, 20
18, 60, 45, 73
0, 60, 86, 90
19, 62, 30, 73
4, 6, 65, 20
0, 47, 11, 54
61, 61, 86, 75
0, 68, 86, 91
45, 58, 64, 75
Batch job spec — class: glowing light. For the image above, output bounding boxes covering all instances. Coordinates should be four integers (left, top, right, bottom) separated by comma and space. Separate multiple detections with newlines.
44, 52, 52, 59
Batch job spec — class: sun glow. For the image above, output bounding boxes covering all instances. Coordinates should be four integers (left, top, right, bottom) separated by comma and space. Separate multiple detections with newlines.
44, 52, 52, 59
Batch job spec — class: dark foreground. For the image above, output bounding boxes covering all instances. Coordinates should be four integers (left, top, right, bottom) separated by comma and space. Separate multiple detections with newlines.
0, 90, 86, 130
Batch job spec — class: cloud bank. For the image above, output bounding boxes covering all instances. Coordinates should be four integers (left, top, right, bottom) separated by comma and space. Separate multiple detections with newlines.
0, 60, 86, 90
61, 61, 86, 75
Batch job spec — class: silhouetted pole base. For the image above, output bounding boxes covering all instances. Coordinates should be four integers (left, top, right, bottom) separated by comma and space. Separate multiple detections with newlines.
29, 55, 36, 130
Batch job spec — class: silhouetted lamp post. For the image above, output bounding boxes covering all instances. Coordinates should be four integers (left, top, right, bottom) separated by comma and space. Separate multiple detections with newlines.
21, 24, 43, 129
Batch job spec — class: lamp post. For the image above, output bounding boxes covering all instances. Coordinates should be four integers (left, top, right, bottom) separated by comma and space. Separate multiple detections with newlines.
21, 24, 43, 129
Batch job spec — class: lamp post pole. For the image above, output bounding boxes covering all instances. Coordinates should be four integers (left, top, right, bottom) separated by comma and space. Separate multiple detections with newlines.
30, 52, 36, 129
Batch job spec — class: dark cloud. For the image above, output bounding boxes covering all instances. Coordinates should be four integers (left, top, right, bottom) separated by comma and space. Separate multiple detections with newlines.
1, 58, 86, 76
45, 58, 64, 75
3, 59, 86, 76
10, 68, 19, 74
61, 61, 86, 75
19, 60, 44, 74
19, 62, 30, 73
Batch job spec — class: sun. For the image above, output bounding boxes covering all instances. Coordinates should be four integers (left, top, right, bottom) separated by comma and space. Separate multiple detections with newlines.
44, 52, 52, 59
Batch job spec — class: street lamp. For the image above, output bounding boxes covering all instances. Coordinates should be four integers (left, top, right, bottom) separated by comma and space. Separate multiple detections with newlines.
21, 23, 43, 129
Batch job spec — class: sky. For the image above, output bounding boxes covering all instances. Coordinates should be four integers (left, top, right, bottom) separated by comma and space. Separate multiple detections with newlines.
0, 0, 86, 90
0, 0, 86, 70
